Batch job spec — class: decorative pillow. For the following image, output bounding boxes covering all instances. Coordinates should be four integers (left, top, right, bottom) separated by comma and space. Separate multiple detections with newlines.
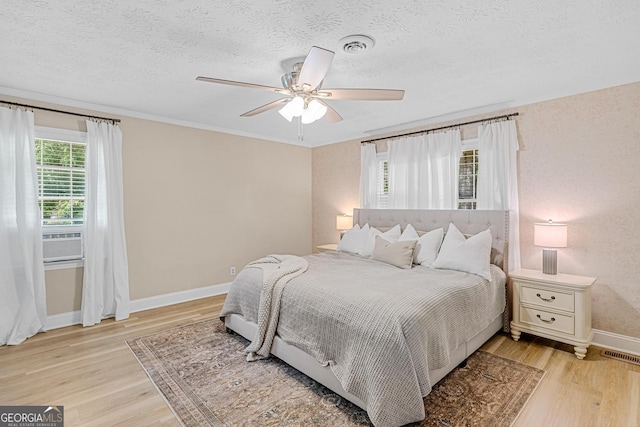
415, 228, 444, 266
431, 223, 493, 281
337, 224, 369, 254
371, 224, 401, 243
360, 224, 401, 257
398, 224, 444, 266
399, 223, 420, 240
371, 236, 417, 269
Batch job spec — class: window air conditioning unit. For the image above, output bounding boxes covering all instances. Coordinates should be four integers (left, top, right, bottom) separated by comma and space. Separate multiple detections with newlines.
42, 230, 83, 263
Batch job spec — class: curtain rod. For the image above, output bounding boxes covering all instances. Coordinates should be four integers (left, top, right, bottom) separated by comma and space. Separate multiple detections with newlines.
361, 112, 518, 144
0, 99, 121, 123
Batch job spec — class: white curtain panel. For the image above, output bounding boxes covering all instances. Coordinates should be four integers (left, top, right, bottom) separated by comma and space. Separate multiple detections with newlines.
359, 143, 378, 208
387, 129, 461, 209
477, 120, 521, 271
0, 107, 47, 345
81, 120, 129, 327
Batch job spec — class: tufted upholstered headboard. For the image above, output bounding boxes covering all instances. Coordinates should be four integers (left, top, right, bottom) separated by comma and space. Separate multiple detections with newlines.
354, 209, 513, 332
353, 209, 512, 273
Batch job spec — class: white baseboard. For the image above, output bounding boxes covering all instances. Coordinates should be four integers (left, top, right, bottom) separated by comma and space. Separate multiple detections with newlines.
45, 292, 640, 358
129, 282, 231, 313
46, 310, 82, 330
45, 282, 231, 330
592, 329, 640, 357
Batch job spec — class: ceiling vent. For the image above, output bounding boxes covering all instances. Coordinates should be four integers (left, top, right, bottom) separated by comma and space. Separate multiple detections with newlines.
339, 35, 375, 54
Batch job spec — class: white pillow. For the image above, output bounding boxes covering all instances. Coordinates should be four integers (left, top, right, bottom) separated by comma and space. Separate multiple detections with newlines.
432, 223, 493, 281
359, 224, 401, 257
398, 224, 444, 266
399, 223, 420, 241
337, 224, 369, 254
371, 224, 401, 243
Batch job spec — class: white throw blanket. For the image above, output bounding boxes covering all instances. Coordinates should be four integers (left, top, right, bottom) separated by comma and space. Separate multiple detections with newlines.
243, 255, 309, 361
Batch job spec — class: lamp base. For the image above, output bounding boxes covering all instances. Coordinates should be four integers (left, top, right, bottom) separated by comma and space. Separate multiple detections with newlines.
542, 248, 558, 275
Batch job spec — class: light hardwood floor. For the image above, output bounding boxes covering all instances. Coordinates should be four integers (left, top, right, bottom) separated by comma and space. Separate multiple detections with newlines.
1, 295, 638, 426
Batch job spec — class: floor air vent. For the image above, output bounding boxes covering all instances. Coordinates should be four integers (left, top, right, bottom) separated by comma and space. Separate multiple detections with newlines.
601, 349, 640, 366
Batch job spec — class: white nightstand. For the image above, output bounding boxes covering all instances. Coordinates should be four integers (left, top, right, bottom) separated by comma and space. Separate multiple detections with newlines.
316, 243, 338, 253
509, 268, 595, 359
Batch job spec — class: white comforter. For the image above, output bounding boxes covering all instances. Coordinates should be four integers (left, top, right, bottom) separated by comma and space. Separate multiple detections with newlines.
220, 251, 506, 427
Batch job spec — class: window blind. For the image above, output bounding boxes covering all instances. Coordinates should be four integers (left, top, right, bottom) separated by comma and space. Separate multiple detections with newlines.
36, 139, 86, 226
376, 158, 389, 209
458, 148, 478, 209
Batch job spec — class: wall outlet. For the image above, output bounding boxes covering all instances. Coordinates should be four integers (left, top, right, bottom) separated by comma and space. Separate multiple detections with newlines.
230, 266, 236, 276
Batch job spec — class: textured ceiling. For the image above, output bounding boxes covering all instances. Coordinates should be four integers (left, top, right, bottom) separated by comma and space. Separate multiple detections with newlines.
1, 1, 639, 147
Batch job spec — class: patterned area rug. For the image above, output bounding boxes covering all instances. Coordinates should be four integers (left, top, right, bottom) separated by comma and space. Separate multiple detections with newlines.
127, 320, 544, 426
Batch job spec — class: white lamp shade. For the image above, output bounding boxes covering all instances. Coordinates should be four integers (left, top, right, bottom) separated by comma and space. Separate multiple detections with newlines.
278, 96, 305, 122
534, 222, 567, 248
278, 106, 294, 122
301, 99, 328, 124
336, 214, 353, 230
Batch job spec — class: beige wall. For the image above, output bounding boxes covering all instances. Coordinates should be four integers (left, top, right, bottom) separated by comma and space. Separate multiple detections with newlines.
5, 96, 312, 315
312, 81, 640, 339
121, 118, 311, 301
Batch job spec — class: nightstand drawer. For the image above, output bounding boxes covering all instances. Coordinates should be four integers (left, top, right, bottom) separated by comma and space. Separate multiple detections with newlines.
520, 285, 574, 312
520, 306, 575, 335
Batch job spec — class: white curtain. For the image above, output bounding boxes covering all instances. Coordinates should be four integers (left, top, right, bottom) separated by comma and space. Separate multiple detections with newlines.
81, 120, 129, 326
0, 107, 47, 345
387, 130, 461, 209
359, 143, 378, 208
477, 120, 521, 271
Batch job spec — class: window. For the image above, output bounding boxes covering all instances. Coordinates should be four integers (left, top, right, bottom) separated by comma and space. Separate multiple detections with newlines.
35, 127, 87, 227
374, 138, 479, 209
35, 127, 87, 269
458, 139, 478, 209
376, 153, 389, 208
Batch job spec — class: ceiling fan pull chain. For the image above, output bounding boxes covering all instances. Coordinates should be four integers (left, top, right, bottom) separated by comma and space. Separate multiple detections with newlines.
297, 117, 304, 142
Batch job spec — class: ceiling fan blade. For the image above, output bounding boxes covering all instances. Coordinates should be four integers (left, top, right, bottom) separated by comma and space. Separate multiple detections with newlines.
196, 76, 285, 93
240, 98, 290, 117
298, 46, 335, 90
316, 100, 343, 123
317, 88, 405, 101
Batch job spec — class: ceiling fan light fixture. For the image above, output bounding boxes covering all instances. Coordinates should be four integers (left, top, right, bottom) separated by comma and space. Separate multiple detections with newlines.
278, 106, 293, 122
311, 99, 327, 118
278, 96, 305, 121
301, 99, 327, 124
300, 110, 314, 125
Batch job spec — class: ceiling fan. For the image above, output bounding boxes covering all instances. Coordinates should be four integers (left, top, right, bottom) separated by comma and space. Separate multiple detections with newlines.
196, 46, 405, 125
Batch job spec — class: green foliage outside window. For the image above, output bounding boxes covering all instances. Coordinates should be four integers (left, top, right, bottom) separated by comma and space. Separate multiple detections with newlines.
458, 149, 478, 209
36, 139, 85, 226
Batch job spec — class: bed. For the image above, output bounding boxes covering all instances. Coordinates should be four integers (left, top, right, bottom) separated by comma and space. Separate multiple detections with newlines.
220, 209, 512, 427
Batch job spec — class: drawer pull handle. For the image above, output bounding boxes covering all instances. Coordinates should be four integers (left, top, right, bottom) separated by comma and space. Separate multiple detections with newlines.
536, 314, 556, 324
536, 293, 556, 302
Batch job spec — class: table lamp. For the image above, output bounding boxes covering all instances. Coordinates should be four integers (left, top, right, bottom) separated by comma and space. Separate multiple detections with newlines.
336, 214, 353, 238
534, 220, 567, 275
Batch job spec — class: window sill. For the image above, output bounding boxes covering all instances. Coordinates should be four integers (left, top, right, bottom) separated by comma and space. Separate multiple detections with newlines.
44, 259, 84, 271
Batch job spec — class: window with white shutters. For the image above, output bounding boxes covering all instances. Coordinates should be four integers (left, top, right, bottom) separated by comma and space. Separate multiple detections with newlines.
458, 139, 479, 209
376, 153, 389, 209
